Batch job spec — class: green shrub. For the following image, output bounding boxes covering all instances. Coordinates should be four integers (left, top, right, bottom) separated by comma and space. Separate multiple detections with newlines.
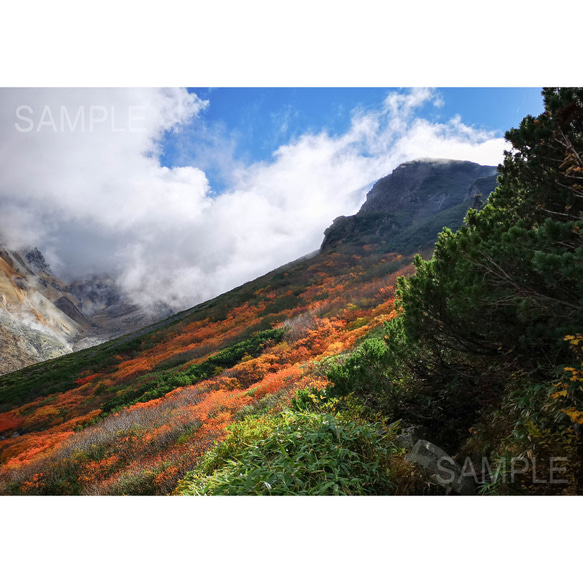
325, 335, 404, 413
176, 408, 400, 496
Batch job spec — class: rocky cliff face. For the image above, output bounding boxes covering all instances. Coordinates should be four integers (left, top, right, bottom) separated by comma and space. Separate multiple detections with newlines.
0, 247, 86, 374
321, 158, 499, 253
0, 246, 173, 375
359, 158, 497, 218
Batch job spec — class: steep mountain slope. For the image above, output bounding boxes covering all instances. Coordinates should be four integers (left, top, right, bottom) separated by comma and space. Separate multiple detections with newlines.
0, 158, 500, 495
0, 244, 415, 493
360, 158, 497, 216
0, 247, 92, 374
0, 245, 173, 374
322, 159, 498, 253
0, 159, 497, 377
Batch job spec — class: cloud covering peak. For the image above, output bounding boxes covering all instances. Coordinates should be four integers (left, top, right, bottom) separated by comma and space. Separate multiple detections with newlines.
0, 87, 507, 311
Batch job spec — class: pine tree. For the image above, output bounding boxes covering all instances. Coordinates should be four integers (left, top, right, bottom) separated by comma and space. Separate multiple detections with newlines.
396, 88, 583, 369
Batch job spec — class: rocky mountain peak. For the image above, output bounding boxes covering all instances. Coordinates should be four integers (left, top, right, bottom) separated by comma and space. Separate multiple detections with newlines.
321, 158, 499, 253
23, 247, 52, 275
0, 243, 175, 375
359, 158, 498, 218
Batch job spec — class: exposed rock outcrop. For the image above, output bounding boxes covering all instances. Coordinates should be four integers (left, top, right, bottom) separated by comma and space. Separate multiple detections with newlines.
0, 245, 173, 375
359, 158, 497, 217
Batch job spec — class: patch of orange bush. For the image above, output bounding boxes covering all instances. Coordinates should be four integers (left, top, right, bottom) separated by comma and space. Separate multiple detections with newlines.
0, 411, 21, 434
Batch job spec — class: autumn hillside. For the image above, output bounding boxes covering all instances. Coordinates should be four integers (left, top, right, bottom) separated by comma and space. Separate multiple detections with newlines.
1, 155, 496, 495
4, 89, 580, 498
0, 234, 417, 494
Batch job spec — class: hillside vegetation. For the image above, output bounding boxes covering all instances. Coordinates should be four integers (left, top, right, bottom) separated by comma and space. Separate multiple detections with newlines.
2, 88, 581, 496
179, 88, 583, 495
0, 240, 416, 494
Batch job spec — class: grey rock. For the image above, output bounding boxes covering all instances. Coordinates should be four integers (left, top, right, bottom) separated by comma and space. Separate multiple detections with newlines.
359, 158, 497, 217
405, 439, 475, 495
24, 247, 52, 274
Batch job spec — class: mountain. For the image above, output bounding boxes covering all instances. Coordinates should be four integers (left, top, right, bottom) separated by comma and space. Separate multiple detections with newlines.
0, 159, 496, 377
322, 159, 498, 253
0, 246, 91, 374
0, 157, 502, 495
0, 245, 173, 375
67, 276, 174, 344
1, 90, 580, 497
359, 158, 497, 215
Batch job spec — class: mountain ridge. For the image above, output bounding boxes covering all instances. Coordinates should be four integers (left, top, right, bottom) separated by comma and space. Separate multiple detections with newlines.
0, 158, 499, 376
321, 158, 499, 253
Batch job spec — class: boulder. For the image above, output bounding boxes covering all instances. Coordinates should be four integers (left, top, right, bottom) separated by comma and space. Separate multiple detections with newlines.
405, 439, 475, 495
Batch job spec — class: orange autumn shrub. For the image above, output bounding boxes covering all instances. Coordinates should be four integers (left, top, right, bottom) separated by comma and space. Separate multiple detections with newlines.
228, 352, 282, 386
1, 430, 76, 468
247, 365, 304, 400
58, 410, 102, 431
0, 411, 21, 434
78, 454, 122, 486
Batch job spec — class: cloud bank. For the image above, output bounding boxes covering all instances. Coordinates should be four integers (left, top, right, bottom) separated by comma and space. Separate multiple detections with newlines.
0, 87, 507, 311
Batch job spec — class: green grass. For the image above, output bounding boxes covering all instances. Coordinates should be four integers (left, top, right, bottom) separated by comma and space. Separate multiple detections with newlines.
175, 398, 401, 496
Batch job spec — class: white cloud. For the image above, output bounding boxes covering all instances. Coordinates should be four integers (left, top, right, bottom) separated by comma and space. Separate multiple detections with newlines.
0, 88, 507, 311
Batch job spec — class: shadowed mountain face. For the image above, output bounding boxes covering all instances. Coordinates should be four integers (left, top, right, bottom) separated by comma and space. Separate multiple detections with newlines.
359, 158, 497, 216
322, 159, 498, 253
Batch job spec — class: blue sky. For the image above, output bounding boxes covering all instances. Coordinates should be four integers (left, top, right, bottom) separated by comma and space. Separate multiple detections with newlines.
0, 87, 548, 309
160, 88, 544, 193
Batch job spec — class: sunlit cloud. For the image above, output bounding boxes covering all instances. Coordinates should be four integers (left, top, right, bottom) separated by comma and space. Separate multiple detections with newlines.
0, 87, 507, 311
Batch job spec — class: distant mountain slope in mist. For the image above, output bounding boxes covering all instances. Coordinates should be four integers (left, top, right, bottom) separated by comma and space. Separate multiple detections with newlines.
0, 246, 173, 375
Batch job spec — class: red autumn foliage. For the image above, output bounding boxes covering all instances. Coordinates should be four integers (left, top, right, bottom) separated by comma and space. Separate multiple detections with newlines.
0, 411, 21, 434
74, 373, 100, 387
0, 250, 415, 494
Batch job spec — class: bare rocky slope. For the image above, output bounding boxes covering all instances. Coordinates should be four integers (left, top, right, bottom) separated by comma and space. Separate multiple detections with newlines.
0, 246, 172, 375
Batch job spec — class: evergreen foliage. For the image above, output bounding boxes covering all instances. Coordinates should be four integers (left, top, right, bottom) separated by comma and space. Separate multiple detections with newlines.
175, 392, 427, 496
398, 88, 583, 365
325, 88, 583, 491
